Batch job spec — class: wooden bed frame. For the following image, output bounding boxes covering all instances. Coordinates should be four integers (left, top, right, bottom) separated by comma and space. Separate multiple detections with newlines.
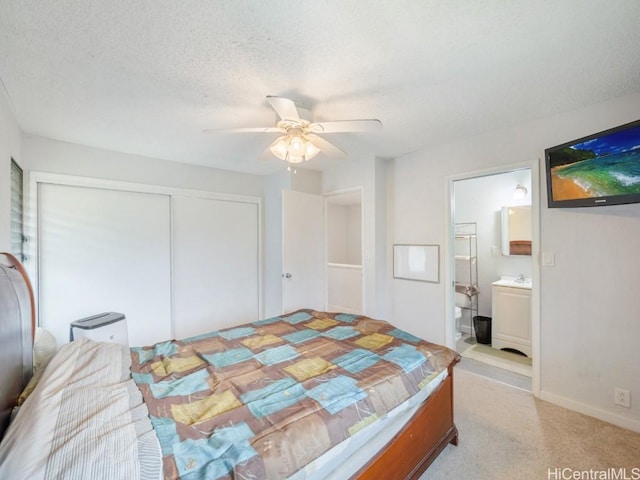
0, 253, 35, 439
0, 252, 459, 479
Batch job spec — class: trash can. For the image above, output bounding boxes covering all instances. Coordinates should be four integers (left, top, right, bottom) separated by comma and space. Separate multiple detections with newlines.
473, 316, 492, 344
70, 312, 129, 347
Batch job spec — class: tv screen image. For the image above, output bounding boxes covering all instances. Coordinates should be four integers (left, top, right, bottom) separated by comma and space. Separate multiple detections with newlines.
545, 119, 640, 208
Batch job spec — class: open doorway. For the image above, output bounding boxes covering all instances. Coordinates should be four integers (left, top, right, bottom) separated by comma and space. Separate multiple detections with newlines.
451, 168, 534, 389
325, 188, 364, 314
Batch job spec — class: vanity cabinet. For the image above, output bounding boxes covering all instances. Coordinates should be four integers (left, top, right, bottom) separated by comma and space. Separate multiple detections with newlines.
491, 284, 532, 357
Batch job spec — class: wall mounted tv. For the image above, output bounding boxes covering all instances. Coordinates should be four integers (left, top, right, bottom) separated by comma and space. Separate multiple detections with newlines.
545, 119, 640, 208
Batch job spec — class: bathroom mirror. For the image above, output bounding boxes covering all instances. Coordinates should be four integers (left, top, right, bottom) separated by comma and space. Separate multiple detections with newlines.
501, 205, 532, 256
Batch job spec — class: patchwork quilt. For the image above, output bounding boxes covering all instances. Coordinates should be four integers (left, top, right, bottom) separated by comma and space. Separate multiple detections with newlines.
130, 309, 459, 480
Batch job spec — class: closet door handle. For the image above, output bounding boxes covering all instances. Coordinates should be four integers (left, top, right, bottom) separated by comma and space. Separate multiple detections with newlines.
283, 273, 292, 279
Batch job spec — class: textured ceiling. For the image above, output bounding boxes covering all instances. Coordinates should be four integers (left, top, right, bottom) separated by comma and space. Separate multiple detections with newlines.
1, 1, 640, 175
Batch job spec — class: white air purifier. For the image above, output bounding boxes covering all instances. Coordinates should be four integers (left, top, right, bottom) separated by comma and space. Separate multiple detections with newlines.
70, 312, 129, 347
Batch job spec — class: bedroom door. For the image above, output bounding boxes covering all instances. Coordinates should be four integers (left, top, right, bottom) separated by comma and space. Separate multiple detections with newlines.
282, 190, 324, 313
38, 183, 172, 348
172, 195, 260, 338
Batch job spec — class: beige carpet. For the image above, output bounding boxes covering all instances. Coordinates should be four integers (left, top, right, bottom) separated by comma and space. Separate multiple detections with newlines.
461, 344, 532, 377
421, 368, 640, 479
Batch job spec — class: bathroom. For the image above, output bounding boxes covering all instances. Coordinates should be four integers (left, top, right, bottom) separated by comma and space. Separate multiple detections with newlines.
452, 168, 533, 381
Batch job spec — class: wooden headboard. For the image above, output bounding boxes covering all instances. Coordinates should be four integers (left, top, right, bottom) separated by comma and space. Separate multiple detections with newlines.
0, 253, 34, 440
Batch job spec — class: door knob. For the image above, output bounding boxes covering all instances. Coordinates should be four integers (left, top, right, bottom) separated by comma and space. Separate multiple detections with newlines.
283, 273, 292, 278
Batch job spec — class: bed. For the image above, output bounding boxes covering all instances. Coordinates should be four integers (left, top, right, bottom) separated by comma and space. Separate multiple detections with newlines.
0, 252, 460, 479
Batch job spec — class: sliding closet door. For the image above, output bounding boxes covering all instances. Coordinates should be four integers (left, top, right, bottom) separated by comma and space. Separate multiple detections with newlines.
38, 183, 172, 347
172, 196, 259, 339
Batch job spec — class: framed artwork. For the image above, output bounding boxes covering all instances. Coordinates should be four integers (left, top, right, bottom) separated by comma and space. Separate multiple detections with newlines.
393, 244, 439, 283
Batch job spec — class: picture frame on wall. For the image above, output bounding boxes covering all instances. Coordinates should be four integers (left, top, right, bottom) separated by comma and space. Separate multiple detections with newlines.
393, 244, 439, 283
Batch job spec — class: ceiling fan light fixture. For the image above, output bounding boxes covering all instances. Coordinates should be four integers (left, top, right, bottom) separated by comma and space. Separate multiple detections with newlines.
269, 133, 320, 164
305, 140, 320, 158
269, 135, 291, 160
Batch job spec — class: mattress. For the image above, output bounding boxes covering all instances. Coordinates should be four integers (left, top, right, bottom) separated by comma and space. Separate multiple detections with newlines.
295, 369, 448, 479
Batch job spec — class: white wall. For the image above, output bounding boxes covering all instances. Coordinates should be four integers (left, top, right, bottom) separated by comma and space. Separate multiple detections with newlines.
327, 203, 362, 265
327, 203, 349, 264
0, 90, 22, 251
346, 204, 362, 264
391, 91, 640, 431
22, 135, 263, 197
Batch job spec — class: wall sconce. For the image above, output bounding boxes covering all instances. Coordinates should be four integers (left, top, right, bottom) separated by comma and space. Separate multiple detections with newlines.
513, 184, 528, 200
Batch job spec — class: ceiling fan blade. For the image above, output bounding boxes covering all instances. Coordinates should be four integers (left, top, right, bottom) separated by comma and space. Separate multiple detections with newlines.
306, 134, 346, 158
266, 96, 300, 122
203, 127, 282, 134
309, 119, 383, 133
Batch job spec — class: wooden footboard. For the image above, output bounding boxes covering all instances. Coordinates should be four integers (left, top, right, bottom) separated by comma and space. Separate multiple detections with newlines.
354, 362, 459, 480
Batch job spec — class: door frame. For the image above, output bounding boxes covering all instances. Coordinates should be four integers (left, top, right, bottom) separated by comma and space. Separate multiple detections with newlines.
323, 186, 365, 314
444, 160, 541, 396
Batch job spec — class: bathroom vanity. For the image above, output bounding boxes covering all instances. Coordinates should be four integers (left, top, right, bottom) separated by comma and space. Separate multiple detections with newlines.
491, 277, 532, 357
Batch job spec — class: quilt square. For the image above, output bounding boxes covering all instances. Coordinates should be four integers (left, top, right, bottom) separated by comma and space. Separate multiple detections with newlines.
388, 328, 421, 344
254, 344, 299, 366
283, 329, 321, 344
306, 318, 339, 330
131, 347, 155, 364
150, 368, 211, 398
333, 348, 380, 374
151, 356, 205, 376
173, 422, 257, 479
241, 378, 306, 418
335, 313, 359, 323
204, 347, 254, 368
306, 375, 367, 415
322, 326, 359, 341
284, 357, 335, 381
241, 334, 283, 350
354, 333, 394, 350
149, 416, 180, 455
219, 327, 256, 340
171, 390, 242, 426
283, 311, 313, 324
383, 344, 426, 372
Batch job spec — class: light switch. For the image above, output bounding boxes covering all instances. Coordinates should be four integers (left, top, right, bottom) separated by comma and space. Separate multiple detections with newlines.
542, 251, 555, 267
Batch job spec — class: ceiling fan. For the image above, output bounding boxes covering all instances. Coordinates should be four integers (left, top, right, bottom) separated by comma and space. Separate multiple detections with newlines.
204, 96, 382, 166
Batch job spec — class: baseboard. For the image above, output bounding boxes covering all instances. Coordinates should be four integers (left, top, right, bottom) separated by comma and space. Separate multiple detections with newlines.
539, 390, 640, 433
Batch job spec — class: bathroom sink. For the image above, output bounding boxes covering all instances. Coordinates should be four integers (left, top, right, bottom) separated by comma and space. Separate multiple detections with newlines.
492, 276, 532, 289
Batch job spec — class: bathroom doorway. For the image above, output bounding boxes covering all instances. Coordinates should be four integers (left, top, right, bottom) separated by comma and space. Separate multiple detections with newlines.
450, 166, 537, 390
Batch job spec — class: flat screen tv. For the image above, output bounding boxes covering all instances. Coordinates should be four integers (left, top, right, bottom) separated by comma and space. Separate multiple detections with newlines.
545, 119, 640, 208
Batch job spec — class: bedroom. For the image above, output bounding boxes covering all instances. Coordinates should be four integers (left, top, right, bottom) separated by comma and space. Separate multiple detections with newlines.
1, 1, 639, 478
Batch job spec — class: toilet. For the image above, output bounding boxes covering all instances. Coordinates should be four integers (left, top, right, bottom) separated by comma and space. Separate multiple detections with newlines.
455, 305, 463, 339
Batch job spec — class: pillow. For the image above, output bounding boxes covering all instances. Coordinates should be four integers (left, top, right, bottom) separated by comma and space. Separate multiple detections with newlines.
33, 327, 57, 370
16, 328, 57, 406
